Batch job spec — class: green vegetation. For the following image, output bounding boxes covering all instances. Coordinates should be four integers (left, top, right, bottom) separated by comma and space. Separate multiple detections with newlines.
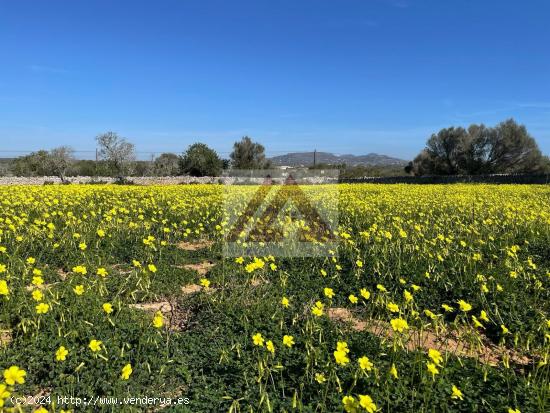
0, 184, 548, 412
407, 119, 550, 176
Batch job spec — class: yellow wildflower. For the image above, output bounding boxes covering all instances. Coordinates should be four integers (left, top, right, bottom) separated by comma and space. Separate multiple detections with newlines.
427, 362, 439, 378
252, 333, 264, 346
358, 356, 373, 371
458, 300, 472, 312
153, 311, 164, 328
0, 280, 8, 296
428, 348, 443, 366
102, 303, 113, 314
387, 302, 400, 313
324, 287, 335, 299
282, 335, 295, 348
311, 301, 324, 317
451, 385, 463, 400
121, 363, 132, 380
315, 373, 326, 384
56, 346, 69, 361
390, 363, 398, 379
359, 394, 377, 413
342, 395, 359, 413
3, 365, 26, 385
334, 347, 350, 366
390, 318, 408, 333
36, 302, 49, 314
89, 339, 102, 352
32, 289, 44, 301
442, 304, 454, 312
480, 310, 489, 322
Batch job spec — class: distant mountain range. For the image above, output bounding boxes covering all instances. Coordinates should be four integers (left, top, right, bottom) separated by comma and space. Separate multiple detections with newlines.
269, 152, 407, 167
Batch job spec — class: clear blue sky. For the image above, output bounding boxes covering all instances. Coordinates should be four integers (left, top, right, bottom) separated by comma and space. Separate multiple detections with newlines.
1, 0, 549, 160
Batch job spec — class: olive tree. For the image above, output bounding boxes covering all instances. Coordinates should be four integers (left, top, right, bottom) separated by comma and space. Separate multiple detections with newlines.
408, 119, 548, 175
96, 132, 135, 179
153, 153, 180, 176
47, 146, 74, 183
10, 147, 74, 182
10, 150, 51, 176
229, 136, 270, 169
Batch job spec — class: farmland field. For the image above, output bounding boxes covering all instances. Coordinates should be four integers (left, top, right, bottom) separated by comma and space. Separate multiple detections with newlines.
0, 184, 549, 412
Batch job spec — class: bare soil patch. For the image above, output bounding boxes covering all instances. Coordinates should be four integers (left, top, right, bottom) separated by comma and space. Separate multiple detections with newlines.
111, 263, 133, 274
129, 300, 197, 332
181, 261, 215, 276
130, 301, 173, 313
250, 277, 270, 287
176, 239, 214, 251
181, 284, 202, 294
25, 283, 57, 291
21, 388, 52, 406
57, 268, 69, 280
1, 329, 12, 346
327, 307, 531, 366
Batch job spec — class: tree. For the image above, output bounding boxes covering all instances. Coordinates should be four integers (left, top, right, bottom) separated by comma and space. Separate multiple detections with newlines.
96, 132, 135, 179
229, 136, 270, 169
11, 150, 50, 176
153, 153, 180, 176
47, 146, 74, 182
179, 143, 223, 177
133, 161, 151, 177
408, 119, 548, 175
475, 119, 545, 173
72, 160, 100, 176
0, 159, 10, 177
10, 147, 74, 181
424, 127, 469, 174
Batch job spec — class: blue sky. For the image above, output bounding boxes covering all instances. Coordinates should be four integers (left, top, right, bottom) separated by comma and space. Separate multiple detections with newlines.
1, 0, 549, 160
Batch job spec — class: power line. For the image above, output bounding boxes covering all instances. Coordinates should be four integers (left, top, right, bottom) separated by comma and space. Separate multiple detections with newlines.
0, 149, 344, 154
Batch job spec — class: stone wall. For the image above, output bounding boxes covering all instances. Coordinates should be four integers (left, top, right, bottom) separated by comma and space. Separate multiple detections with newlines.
0, 176, 222, 185
340, 174, 550, 184
0, 174, 548, 185
0, 175, 340, 185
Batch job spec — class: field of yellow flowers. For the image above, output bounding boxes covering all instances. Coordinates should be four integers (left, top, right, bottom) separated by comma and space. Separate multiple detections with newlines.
0, 184, 549, 412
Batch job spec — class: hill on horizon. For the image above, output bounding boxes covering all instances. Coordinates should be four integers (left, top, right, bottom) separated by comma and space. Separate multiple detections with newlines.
269, 152, 408, 167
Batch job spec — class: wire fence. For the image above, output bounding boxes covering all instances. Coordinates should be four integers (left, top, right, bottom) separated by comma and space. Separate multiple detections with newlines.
0, 149, 323, 162
4, 149, 547, 184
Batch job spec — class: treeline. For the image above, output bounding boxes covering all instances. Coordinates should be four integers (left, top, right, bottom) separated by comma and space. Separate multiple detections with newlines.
406, 119, 550, 175
3, 118, 549, 180
308, 163, 407, 178
4, 133, 271, 181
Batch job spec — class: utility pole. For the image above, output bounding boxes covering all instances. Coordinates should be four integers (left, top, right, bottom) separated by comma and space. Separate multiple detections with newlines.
313, 149, 316, 167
